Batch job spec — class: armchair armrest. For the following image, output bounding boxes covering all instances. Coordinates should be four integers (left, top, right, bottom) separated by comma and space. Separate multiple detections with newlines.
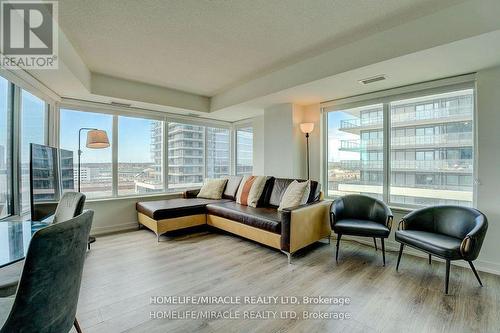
281, 201, 332, 253
183, 188, 201, 199
460, 215, 488, 261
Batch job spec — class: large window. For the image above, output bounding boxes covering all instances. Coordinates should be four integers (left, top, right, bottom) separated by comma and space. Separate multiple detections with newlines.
389, 90, 474, 207
118, 116, 163, 195
327, 104, 383, 199
236, 127, 253, 176
168, 122, 205, 189
60, 109, 113, 199
0, 77, 10, 218
206, 127, 230, 178
20, 90, 47, 212
58, 108, 247, 199
325, 85, 475, 208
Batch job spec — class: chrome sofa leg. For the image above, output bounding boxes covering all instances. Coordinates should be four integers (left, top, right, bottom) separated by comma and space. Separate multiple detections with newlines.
157, 234, 160, 242
281, 251, 292, 264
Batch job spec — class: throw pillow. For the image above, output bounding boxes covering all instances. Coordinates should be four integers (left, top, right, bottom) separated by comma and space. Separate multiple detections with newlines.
278, 180, 311, 211
197, 178, 228, 200
236, 176, 268, 207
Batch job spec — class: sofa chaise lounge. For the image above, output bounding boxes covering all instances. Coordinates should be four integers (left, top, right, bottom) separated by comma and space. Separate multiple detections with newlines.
136, 176, 332, 263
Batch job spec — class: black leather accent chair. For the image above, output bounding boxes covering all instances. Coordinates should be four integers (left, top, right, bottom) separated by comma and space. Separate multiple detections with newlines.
395, 205, 488, 294
330, 195, 393, 266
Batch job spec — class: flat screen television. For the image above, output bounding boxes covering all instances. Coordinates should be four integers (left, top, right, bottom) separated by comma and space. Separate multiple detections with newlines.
29, 143, 75, 221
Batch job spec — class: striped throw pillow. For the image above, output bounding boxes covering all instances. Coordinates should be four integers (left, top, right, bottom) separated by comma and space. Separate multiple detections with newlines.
236, 176, 268, 207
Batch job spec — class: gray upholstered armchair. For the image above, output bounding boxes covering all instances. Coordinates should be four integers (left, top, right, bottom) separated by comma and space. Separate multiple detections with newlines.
0, 210, 93, 332
330, 194, 393, 266
395, 205, 488, 294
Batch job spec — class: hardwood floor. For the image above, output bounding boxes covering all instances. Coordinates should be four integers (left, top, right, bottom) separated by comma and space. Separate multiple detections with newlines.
75, 228, 500, 333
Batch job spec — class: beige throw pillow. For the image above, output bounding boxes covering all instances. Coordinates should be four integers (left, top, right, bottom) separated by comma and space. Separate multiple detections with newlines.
197, 178, 228, 200
278, 180, 311, 211
236, 176, 268, 207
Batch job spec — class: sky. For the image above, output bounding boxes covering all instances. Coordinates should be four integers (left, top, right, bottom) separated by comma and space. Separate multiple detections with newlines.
327, 111, 360, 162
60, 109, 155, 163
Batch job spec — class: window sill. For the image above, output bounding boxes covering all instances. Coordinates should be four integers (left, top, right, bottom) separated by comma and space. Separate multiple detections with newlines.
85, 192, 184, 203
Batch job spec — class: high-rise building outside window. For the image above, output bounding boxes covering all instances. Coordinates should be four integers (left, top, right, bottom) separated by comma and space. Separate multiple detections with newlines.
206, 127, 230, 178
236, 127, 253, 176
327, 104, 384, 199
389, 90, 474, 207
0, 77, 11, 218
20, 90, 47, 212
325, 86, 475, 208
168, 122, 205, 189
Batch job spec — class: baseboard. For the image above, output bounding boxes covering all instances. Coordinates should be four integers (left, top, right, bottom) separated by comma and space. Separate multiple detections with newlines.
338, 235, 500, 276
90, 221, 138, 236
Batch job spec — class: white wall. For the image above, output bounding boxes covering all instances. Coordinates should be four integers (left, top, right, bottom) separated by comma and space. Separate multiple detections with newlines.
85, 193, 179, 235
474, 65, 500, 273
263, 104, 296, 177
252, 115, 265, 175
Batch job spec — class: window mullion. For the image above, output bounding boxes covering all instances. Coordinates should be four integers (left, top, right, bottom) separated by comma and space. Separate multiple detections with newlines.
383, 103, 390, 204
112, 115, 118, 197
11, 85, 21, 216
163, 120, 168, 192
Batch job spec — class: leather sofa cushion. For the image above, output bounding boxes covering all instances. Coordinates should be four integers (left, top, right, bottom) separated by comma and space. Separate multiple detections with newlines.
206, 201, 281, 234
136, 198, 231, 220
268, 178, 320, 207
332, 219, 390, 237
395, 230, 462, 260
223, 176, 243, 200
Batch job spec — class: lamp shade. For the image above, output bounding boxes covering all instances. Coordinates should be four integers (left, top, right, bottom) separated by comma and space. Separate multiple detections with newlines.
300, 122, 314, 134
86, 130, 110, 149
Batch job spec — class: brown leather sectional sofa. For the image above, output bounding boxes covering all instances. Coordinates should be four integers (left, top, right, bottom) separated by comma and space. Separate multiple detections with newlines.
136, 176, 332, 263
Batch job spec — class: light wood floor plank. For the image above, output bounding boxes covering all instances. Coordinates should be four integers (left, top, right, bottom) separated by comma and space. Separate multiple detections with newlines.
73, 229, 500, 333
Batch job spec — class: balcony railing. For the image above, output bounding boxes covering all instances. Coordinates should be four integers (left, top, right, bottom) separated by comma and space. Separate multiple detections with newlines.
391, 106, 472, 124
339, 160, 361, 170
339, 140, 360, 150
391, 159, 473, 171
391, 132, 472, 147
338, 106, 472, 131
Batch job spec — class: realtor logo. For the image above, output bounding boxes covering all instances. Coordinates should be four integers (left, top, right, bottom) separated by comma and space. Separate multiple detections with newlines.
1, 0, 58, 69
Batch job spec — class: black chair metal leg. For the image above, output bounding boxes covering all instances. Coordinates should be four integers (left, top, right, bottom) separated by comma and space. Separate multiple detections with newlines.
373, 237, 378, 251
74, 318, 83, 333
396, 243, 404, 271
381, 238, 386, 266
335, 234, 342, 262
445, 260, 451, 294
428, 254, 431, 265
468, 261, 483, 287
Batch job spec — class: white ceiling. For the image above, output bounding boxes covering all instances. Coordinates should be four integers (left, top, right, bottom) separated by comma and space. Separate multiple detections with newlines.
58, 0, 464, 96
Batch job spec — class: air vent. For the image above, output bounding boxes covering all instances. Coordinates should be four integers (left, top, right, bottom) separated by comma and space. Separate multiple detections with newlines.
187, 113, 201, 118
358, 75, 386, 85
110, 101, 132, 107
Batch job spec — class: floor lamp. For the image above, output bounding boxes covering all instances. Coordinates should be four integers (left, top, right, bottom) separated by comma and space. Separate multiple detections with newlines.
300, 123, 314, 180
78, 128, 110, 192
78, 128, 110, 250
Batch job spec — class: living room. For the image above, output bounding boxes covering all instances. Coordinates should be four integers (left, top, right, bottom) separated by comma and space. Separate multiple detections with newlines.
0, 0, 500, 332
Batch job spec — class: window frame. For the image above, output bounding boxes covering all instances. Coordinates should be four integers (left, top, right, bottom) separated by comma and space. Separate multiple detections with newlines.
321, 75, 477, 210
0, 70, 54, 219
58, 100, 236, 200
234, 123, 254, 176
